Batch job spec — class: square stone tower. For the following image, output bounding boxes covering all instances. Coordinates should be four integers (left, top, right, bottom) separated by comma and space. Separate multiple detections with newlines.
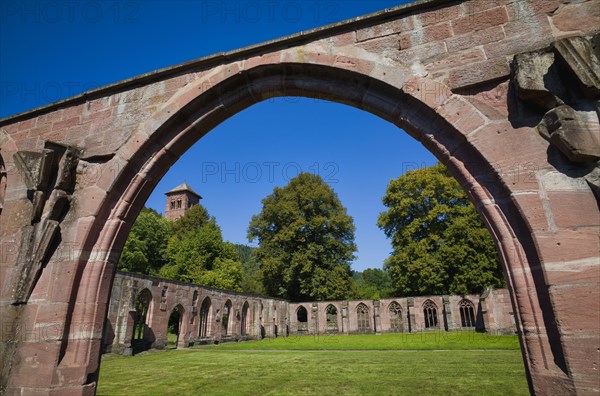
164, 183, 202, 220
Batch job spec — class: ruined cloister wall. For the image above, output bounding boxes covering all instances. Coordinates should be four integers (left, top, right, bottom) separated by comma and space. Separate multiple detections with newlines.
105, 272, 516, 354
1, 0, 599, 394
287, 292, 515, 337
104, 272, 279, 353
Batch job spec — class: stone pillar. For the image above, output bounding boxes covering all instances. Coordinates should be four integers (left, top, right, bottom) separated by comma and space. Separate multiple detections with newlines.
373, 301, 382, 334
122, 311, 135, 355
442, 296, 453, 331
479, 288, 490, 333
407, 297, 416, 333
341, 301, 349, 334
311, 303, 318, 335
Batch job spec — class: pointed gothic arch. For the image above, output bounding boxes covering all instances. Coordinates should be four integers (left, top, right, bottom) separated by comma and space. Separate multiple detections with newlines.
388, 301, 403, 333
198, 297, 212, 338
296, 305, 308, 332
2, 5, 597, 392
459, 299, 476, 328
423, 300, 438, 329
325, 304, 339, 333
241, 301, 250, 336
356, 303, 370, 333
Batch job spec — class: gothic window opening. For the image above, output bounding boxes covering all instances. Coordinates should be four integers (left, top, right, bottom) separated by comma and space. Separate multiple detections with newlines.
423, 300, 438, 329
133, 289, 152, 341
296, 306, 308, 332
199, 297, 212, 338
326, 305, 338, 332
170, 200, 175, 210
168, 305, 184, 348
459, 299, 476, 328
222, 300, 232, 335
356, 303, 370, 333
176, 199, 182, 209
241, 302, 249, 336
389, 301, 403, 332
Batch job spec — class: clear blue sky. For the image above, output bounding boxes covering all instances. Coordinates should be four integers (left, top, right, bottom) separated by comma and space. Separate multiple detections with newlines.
1, 1, 437, 271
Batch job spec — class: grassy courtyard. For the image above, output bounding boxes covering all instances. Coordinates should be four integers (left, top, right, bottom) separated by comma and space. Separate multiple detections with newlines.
97, 332, 529, 395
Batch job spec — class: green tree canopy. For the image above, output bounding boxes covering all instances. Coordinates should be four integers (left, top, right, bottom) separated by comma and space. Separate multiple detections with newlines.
233, 244, 265, 295
377, 163, 505, 296
352, 268, 393, 300
248, 173, 356, 301
159, 204, 243, 291
118, 207, 170, 275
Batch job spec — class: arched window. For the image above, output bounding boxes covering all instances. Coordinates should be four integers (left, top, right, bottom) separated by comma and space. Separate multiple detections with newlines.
459, 299, 476, 328
241, 302, 249, 336
199, 297, 212, 338
296, 306, 308, 332
133, 289, 152, 341
326, 305, 338, 332
423, 300, 438, 329
388, 301, 403, 332
222, 300, 232, 335
168, 305, 184, 348
356, 303, 370, 333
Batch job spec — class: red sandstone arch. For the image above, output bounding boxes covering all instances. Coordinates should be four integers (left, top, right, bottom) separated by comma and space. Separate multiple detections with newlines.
85, 62, 554, 384
167, 304, 186, 349
240, 301, 250, 336
0, 62, 578, 395
1, 1, 598, 394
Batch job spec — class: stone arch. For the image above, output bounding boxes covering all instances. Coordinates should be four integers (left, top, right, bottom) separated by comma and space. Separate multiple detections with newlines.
296, 305, 308, 333
92, 64, 544, 342
423, 299, 439, 329
356, 303, 370, 333
132, 288, 153, 352
198, 297, 212, 338
4, 49, 589, 393
240, 301, 249, 336
458, 299, 476, 329
168, 304, 185, 349
388, 301, 403, 333
325, 304, 339, 333
222, 299, 233, 336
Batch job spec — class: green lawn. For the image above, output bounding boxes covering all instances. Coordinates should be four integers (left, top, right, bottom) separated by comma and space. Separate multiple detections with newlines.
97, 333, 529, 396
208, 331, 521, 350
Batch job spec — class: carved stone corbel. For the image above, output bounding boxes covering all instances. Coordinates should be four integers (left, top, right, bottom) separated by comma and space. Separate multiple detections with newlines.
513, 33, 600, 199
10, 142, 79, 304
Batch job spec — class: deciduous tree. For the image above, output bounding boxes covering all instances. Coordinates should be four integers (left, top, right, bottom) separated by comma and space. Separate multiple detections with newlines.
248, 173, 356, 301
118, 207, 170, 275
160, 205, 243, 290
377, 163, 505, 296
352, 268, 393, 300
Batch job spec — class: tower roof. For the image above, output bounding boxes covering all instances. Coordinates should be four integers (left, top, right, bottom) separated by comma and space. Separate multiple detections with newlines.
165, 183, 202, 198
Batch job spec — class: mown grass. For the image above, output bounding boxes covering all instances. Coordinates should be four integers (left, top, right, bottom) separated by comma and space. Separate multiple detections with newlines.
97, 333, 528, 396
209, 331, 520, 351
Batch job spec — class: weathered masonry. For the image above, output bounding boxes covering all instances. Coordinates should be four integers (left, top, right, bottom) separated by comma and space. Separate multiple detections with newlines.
1, 0, 599, 394
104, 272, 516, 354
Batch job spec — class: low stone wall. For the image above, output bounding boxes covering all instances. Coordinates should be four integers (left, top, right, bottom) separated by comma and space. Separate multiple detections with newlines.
103, 271, 517, 354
